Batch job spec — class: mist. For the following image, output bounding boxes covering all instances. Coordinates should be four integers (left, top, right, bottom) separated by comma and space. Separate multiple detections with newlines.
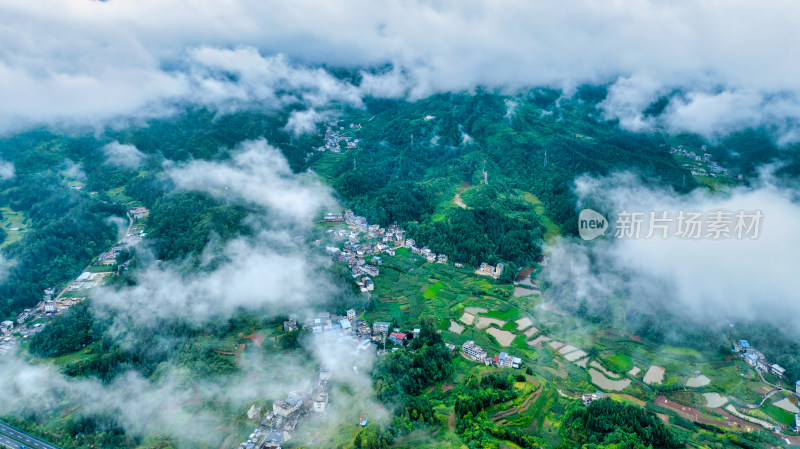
2, 1, 800, 140
0, 139, 381, 447
102, 141, 145, 169
0, 337, 381, 447
543, 169, 800, 334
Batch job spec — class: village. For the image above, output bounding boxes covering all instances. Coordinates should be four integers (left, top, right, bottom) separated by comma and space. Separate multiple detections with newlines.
314, 121, 362, 153
235, 366, 331, 449
321, 208, 501, 295
0, 207, 149, 356
236, 301, 532, 449
669, 144, 740, 180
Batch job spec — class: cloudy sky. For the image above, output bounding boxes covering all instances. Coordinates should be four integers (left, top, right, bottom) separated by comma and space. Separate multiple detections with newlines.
1, 0, 800, 138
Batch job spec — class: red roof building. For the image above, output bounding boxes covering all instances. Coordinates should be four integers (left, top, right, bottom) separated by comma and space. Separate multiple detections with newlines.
389, 332, 407, 341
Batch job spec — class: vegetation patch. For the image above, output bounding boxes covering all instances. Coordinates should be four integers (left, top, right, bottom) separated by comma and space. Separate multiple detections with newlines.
424, 281, 446, 298
604, 353, 634, 372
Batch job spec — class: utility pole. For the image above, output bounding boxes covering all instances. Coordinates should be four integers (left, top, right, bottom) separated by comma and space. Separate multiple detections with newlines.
482, 160, 488, 185
544, 150, 548, 167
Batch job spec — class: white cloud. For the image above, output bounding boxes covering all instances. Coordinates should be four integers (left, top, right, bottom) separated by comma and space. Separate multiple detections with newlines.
0, 159, 14, 179
95, 140, 337, 327
544, 170, 800, 330
284, 108, 331, 135
167, 139, 335, 222
95, 229, 335, 330
2, 0, 800, 137
102, 141, 145, 169
599, 73, 665, 132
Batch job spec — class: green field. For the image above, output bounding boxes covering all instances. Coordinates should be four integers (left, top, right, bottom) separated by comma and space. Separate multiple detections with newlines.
601, 354, 633, 372
105, 186, 136, 205
423, 281, 446, 298
661, 345, 703, 358
0, 206, 29, 248
484, 306, 522, 321
310, 151, 347, 181
517, 191, 561, 242
762, 403, 796, 426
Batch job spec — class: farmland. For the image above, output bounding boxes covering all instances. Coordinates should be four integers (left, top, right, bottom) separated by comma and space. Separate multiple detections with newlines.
363, 246, 800, 446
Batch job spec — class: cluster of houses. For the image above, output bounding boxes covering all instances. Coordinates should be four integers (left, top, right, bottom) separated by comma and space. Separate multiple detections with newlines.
286, 310, 431, 356
237, 367, 332, 449
461, 340, 521, 369
793, 383, 800, 432
733, 340, 787, 378
1, 206, 150, 357
66, 271, 112, 292
240, 310, 453, 449
1, 287, 86, 355
284, 309, 375, 341
285, 309, 456, 356
129, 206, 149, 219
323, 209, 454, 284
0, 320, 16, 355
11, 288, 59, 327
322, 206, 507, 292
96, 209, 148, 265
405, 238, 448, 264
670, 145, 735, 178
315, 122, 361, 153
0, 289, 61, 354
475, 262, 504, 279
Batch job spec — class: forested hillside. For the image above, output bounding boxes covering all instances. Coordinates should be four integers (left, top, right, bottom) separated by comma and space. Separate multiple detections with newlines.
0, 90, 697, 318
2, 90, 795, 449
0, 109, 316, 320
311, 89, 693, 266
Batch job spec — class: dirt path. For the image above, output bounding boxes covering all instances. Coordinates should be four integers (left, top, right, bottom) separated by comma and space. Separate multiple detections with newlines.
654, 395, 796, 439
557, 388, 579, 400
453, 192, 467, 209
492, 388, 541, 424
656, 396, 701, 421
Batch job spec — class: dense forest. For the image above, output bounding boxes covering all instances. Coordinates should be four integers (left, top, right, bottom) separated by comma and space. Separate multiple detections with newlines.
0, 169, 122, 319
313, 89, 694, 267
562, 399, 683, 448
0, 108, 320, 319
3, 88, 799, 449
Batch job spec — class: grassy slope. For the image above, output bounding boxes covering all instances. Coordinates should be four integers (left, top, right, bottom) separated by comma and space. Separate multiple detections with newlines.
0, 206, 29, 248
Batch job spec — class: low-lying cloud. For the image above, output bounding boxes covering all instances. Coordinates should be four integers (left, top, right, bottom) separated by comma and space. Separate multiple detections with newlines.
167, 139, 336, 223
0, 138, 383, 447
0, 337, 381, 448
0, 159, 15, 180
97, 140, 336, 329
2, 1, 800, 139
543, 170, 800, 331
102, 141, 145, 169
